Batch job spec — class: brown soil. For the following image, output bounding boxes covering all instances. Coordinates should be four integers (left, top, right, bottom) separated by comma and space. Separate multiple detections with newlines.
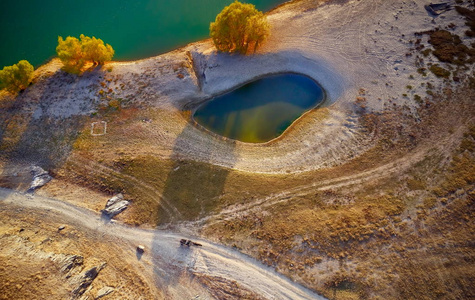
0, 204, 163, 300
1, 0, 475, 299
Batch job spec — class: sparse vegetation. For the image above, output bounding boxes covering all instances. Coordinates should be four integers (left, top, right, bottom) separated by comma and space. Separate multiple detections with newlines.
455, 6, 475, 37
1, 1, 475, 299
210, 0, 270, 54
414, 94, 422, 104
428, 30, 475, 65
429, 64, 451, 78
417, 67, 427, 76
421, 48, 431, 57
200, 83, 475, 299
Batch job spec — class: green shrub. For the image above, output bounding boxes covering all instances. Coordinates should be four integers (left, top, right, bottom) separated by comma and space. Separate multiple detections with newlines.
429, 64, 451, 78
0, 60, 34, 93
421, 49, 431, 57
56, 34, 114, 73
210, 1, 270, 54
414, 94, 422, 104
81, 35, 114, 64
417, 68, 427, 76
56, 36, 85, 74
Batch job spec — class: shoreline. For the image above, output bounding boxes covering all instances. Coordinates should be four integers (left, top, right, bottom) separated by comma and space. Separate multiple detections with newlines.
188, 70, 329, 146
3, 0, 473, 175
1, 1, 475, 299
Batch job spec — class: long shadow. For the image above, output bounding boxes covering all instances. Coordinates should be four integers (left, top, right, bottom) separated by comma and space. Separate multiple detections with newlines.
0, 68, 102, 195
151, 122, 236, 296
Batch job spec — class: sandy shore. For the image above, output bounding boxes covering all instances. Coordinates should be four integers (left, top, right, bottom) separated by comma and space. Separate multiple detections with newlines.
9, 0, 473, 173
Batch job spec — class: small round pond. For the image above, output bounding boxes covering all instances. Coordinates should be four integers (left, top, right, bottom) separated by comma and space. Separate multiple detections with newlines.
193, 73, 326, 143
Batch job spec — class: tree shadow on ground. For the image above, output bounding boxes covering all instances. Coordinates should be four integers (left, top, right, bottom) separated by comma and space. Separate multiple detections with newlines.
151, 122, 236, 296
0, 69, 102, 194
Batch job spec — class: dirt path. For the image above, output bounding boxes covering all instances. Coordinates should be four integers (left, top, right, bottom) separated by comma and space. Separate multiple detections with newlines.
0, 187, 326, 300
193, 146, 430, 227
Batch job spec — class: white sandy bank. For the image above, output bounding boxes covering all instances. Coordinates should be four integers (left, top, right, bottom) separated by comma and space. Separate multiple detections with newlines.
19, 0, 473, 173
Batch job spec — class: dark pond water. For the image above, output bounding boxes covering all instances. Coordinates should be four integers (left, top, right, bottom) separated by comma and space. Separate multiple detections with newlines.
0, 0, 286, 68
193, 74, 325, 143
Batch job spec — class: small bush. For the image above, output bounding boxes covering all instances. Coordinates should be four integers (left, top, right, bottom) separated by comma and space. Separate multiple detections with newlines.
0, 60, 34, 93
421, 49, 432, 57
417, 68, 427, 76
414, 94, 422, 104
407, 178, 426, 190
423, 197, 437, 209
429, 64, 451, 78
455, 6, 475, 35
428, 29, 475, 65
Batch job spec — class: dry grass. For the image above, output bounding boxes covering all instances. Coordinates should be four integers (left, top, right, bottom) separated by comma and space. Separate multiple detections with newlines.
194, 274, 266, 300
3, 76, 473, 299
1, 2, 474, 298
0, 255, 70, 300
0, 204, 161, 300
200, 84, 475, 299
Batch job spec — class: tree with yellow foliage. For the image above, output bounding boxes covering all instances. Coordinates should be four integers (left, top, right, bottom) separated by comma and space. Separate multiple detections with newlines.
210, 1, 270, 54
81, 34, 114, 65
56, 35, 114, 73
0, 60, 34, 93
56, 36, 85, 74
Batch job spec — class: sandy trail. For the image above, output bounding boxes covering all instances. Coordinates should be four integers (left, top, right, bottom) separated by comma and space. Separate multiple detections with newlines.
0, 187, 326, 300
190, 143, 431, 228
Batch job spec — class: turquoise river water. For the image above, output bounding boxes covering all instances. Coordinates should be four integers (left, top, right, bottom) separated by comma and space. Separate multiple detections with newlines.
0, 0, 286, 68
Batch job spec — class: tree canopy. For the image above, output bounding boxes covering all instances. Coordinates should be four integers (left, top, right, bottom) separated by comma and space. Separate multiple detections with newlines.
0, 60, 34, 93
210, 1, 270, 54
56, 36, 85, 74
56, 34, 114, 73
81, 34, 114, 64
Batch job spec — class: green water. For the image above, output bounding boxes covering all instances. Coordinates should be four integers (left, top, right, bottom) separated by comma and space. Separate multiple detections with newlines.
194, 74, 326, 143
0, 0, 286, 68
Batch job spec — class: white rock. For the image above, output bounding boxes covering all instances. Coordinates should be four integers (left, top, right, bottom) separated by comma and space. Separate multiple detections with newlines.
27, 166, 52, 192
105, 194, 123, 208
95, 286, 114, 299
102, 200, 130, 218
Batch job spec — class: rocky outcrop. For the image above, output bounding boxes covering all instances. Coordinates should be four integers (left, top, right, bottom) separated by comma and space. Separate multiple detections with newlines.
71, 263, 106, 299
59, 255, 84, 277
95, 286, 114, 299
27, 166, 52, 192
101, 193, 129, 218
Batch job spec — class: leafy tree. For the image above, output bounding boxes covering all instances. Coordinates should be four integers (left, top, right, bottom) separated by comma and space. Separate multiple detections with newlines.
56, 36, 86, 74
210, 1, 270, 54
80, 34, 114, 65
0, 60, 34, 93
56, 35, 114, 73
246, 13, 270, 53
